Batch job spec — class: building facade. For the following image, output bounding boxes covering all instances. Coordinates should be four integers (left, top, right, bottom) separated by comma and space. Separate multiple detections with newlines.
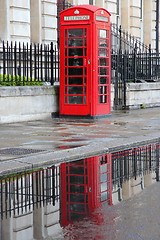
0, 0, 57, 44
0, 0, 159, 50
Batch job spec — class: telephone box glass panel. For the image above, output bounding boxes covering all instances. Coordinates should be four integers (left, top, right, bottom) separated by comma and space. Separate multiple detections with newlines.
64, 28, 87, 105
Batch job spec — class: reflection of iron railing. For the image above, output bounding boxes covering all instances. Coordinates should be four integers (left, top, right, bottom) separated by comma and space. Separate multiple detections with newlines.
0, 167, 59, 219
112, 142, 160, 187
0, 142, 159, 220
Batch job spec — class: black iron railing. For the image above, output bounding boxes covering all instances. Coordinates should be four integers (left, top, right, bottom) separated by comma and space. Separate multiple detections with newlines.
111, 46, 160, 83
0, 41, 59, 86
111, 24, 150, 52
1, 41, 160, 86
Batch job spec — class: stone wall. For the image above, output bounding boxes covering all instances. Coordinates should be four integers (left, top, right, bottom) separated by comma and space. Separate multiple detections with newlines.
0, 83, 160, 123
126, 82, 160, 109
0, 86, 59, 123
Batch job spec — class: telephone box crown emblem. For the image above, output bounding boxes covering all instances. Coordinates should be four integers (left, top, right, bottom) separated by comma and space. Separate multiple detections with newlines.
74, 9, 79, 14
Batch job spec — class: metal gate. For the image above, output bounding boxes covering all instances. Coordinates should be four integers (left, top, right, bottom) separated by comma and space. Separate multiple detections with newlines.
112, 51, 127, 110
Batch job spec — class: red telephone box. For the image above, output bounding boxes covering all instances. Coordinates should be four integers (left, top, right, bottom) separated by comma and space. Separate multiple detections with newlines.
59, 5, 111, 117
60, 155, 112, 227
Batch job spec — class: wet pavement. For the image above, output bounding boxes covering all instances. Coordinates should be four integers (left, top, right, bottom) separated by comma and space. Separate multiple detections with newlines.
60, 181, 160, 240
0, 107, 160, 175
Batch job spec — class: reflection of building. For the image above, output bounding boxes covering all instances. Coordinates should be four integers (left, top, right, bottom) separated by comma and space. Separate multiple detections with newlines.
60, 155, 112, 226
0, 167, 61, 240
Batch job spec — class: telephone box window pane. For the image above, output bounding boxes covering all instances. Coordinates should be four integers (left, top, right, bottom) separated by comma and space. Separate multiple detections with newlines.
99, 30, 107, 38
70, 185, 84, 193
68, 68, 83, 75
99, 77, 107, 84
70, 213, 85, 221
68, 77, 83, 85
100, 174, 107, 183
101, 183, 108, 192
68, 38, 84, 46
99, 86, 107, 94
70, 175, 84, 183
68, 86, 83, 94
99, 67, 107, 75
99, 39, 107, 47
68, 48, 83, 56
99, 48, 107, 57
65, 68, 68, 75
70, 194, 85, 203
101, 192, 108, 202
99, 58, 108, 66
99, 95, 107, 103
100, 164, 107, 173
68, 58, 83, 66
68, 29, 83, 37
68, 96, 83, 104
70, 203, 85, 212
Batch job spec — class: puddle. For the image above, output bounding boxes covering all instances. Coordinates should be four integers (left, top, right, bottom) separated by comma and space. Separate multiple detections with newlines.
61, 138, 88, 142
56, 144, 85, 149
0, 142, 159, 240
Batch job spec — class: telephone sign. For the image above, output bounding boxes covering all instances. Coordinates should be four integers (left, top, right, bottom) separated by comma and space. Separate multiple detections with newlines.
59, 5, 111, 117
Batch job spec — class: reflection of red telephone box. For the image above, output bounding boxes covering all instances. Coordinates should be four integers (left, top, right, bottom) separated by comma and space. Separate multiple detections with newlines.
59, 5, 111, 117
60, 155, 112, 227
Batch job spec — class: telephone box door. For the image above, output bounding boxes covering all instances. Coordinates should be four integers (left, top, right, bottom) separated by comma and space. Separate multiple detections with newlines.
60, 26, 91, 116
94, 26, 111, 116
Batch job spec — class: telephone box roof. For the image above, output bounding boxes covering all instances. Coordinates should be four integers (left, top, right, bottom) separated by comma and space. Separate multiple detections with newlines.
60, 4, 111, 16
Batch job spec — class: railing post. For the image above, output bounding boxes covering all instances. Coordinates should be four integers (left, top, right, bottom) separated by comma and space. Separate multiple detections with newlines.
123, 51, 127, 109
148, 44, 151, 80
119, 25, 122, 50
50, 42, 54, 85
134, 43, 137, 82
156, 143, 159, 182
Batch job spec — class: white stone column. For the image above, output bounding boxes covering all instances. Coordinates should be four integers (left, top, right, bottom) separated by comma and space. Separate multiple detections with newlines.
1, 218, 13, 240
10, 0, 30, 42
0, 0, 10, 41
30, 0, 42, 43
33, 207, 45, 239
41, 0, 57, 44
121, 0, 130, 31
96, 0, 105, 8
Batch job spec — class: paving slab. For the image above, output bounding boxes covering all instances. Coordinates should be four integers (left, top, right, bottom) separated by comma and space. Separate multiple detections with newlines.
0, 108, 159, 176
